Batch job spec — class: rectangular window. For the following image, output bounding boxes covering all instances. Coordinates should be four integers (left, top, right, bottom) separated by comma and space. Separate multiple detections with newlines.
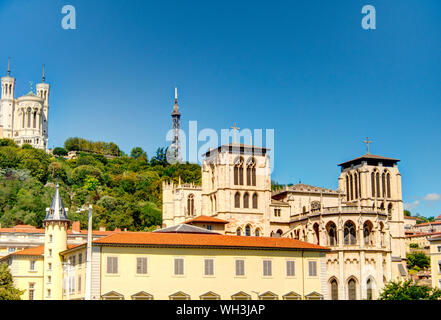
286, 260, 295, 276
263, 260, 272, 276
48, 263, 52, 271
107, 257, 118, 274
204, 259, 214, 276
78, 275, 81, 293
438, 246, 441, 253
47, 289, 51, 298
30, 260, 36, 271
438, 261, 441, 274
235, 259, 245, 276
48, 249, 52, 257
78, 253, 83, 265
137, 257, 148, 274
308, 261, 317, 277
48, 276, 51, 284
206, 225, 212, 230
28, 283, 35, 300
174, 258, 184, 275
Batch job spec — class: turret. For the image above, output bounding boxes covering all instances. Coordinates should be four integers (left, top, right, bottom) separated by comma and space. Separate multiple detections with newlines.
1, 58, 15, 100
43, 184, 70, 300
36, 64, 50, 106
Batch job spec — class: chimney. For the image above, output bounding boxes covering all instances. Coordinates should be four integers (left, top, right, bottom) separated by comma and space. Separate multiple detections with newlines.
99, 225, 106, 231
72, 221, 81, 233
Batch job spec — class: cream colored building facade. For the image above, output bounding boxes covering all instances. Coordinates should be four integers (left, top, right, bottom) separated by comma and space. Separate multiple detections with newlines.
163, 143, 408, 300
0, 186, 329, 300
429, 236, 441, 289
0, 61, 49, 149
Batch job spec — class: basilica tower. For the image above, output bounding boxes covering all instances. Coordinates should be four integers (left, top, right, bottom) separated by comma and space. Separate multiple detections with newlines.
0, 58, 16, 138
43, 185, 70, 300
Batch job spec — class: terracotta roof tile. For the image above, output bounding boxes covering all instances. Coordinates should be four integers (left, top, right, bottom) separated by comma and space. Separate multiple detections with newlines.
93, 232, 329, 251
184, 215, 229, 224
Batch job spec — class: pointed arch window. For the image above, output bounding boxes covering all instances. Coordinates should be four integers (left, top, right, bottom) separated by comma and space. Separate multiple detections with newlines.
245, 225, 251, 236
376, 172, 380, 198
344, 221, 356, 245
349, 174, 353, 200
243, 193, 249, 208
346, 175, 350, 201
354, 173, 358, 200
252, 193, 258, 209
363, 221, 373, 246
371, 172, 375, 197
255, 228, 260, 237
348, 278, 356, 300
246, 157, 256, 186
236, 228, 242, 236
331, 279, 338, 300
382, 173, 386, 198
327, 222, 337, 246
313, 223, 320, 245
367, 278, 373, 300
386, 173, 391, 198
234, 192, 240, 208
234, 157, 244, 185
187, 194, 194, 216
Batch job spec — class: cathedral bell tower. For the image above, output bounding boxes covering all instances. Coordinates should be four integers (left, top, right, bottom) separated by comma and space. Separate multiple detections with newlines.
1, 58, 15, 100
338, 138, 407, 280
35, 64, 49, 149
43, 185, 70, 300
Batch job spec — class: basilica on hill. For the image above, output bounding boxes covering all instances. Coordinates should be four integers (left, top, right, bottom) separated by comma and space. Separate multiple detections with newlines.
162, 93, 408, 300
0, 59, 49, 150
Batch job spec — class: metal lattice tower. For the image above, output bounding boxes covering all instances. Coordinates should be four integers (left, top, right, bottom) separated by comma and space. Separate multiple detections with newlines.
170, 87, 182, 162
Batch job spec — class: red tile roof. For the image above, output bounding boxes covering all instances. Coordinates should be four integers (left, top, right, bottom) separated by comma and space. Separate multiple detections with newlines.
415, 221, 441, 227
9, 245, 45, 256
404, 216, 424, 221
405, 231, 441, 238
92, 232, 329, 251
184, 215, 229, 224
0, 225, 115, 236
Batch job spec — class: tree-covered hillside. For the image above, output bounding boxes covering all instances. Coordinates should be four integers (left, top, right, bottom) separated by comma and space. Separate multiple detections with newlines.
0, 138, 201, 231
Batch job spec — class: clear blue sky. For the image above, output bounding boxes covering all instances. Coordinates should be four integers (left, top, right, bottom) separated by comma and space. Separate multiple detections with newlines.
1, 0, 440, 217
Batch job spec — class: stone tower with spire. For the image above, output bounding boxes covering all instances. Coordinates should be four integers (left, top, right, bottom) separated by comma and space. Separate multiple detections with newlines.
43, 185, 70, 300
0, 59, 49, 150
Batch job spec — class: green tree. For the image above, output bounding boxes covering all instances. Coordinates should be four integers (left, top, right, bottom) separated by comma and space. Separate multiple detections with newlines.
130, 147, 146, 160
84, 175, 100, 191
0, 139, 17, 147
404, 210, 411, 217
407, 252, 430, 270
379, 280, 441, 300
0, 263, 24, 300
53, 147, 68, 157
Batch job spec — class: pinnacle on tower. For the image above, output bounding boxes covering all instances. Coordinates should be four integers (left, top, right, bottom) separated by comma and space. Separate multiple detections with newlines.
7, 57, 10, 76
44, 184, 69, 222
42, 64, 45, 83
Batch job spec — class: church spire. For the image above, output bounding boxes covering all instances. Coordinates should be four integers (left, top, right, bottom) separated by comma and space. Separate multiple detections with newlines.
7, 57, 10, 76
42, 64, 45, 83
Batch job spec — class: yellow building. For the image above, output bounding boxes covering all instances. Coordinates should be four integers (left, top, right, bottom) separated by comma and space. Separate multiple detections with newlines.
0, 186, 330, 300
429, 235, 441, 289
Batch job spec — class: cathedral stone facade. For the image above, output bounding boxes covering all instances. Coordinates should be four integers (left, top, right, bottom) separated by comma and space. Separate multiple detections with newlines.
162, 142, 408, 300
0, 61, 49, 150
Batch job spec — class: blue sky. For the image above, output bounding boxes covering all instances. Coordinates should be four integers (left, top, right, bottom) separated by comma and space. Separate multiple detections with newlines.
0, 0, 440, 217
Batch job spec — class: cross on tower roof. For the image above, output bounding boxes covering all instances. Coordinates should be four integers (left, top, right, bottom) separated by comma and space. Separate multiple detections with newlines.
363, 137, 373, 154
230, 122, 240, 144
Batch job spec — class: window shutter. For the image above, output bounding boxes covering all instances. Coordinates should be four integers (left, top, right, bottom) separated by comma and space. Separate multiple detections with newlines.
137, 258, 147, 274
286, 261, 295, 276
309, 261, 317, 276
205, 259, 214, 275
175, 258, 184, 275
236, 260, 244, 276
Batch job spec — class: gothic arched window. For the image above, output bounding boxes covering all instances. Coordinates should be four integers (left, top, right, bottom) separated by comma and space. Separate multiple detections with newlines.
363, 221, 373, 246
348, 278, 356, 300
331, 279, 338, 300
371, 172, 375, 197
367, 278, 373, 300
236, 228, 241, 236
245, 225, 251, 236
346, 175, 350, 201
386, 173, 391, 198
382, 173, 386, 198
243, 193, 249, 208
246, 157, 256, 186
354, 173, 358, 200
234, 192, 240, 208
344, 221, 356, 245
376, 172, 380, 198
252, 193, 258, 209
187, 194, 194, 216
255, 229, 260, 237
327, 222, 337, 246
313, 223, 320, 245
234, 157, 244, 185
349, 174, 353, 200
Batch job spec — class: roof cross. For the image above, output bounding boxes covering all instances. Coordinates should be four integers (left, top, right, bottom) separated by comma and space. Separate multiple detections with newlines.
363, 137, 373, 154
230, 122, 240, 144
